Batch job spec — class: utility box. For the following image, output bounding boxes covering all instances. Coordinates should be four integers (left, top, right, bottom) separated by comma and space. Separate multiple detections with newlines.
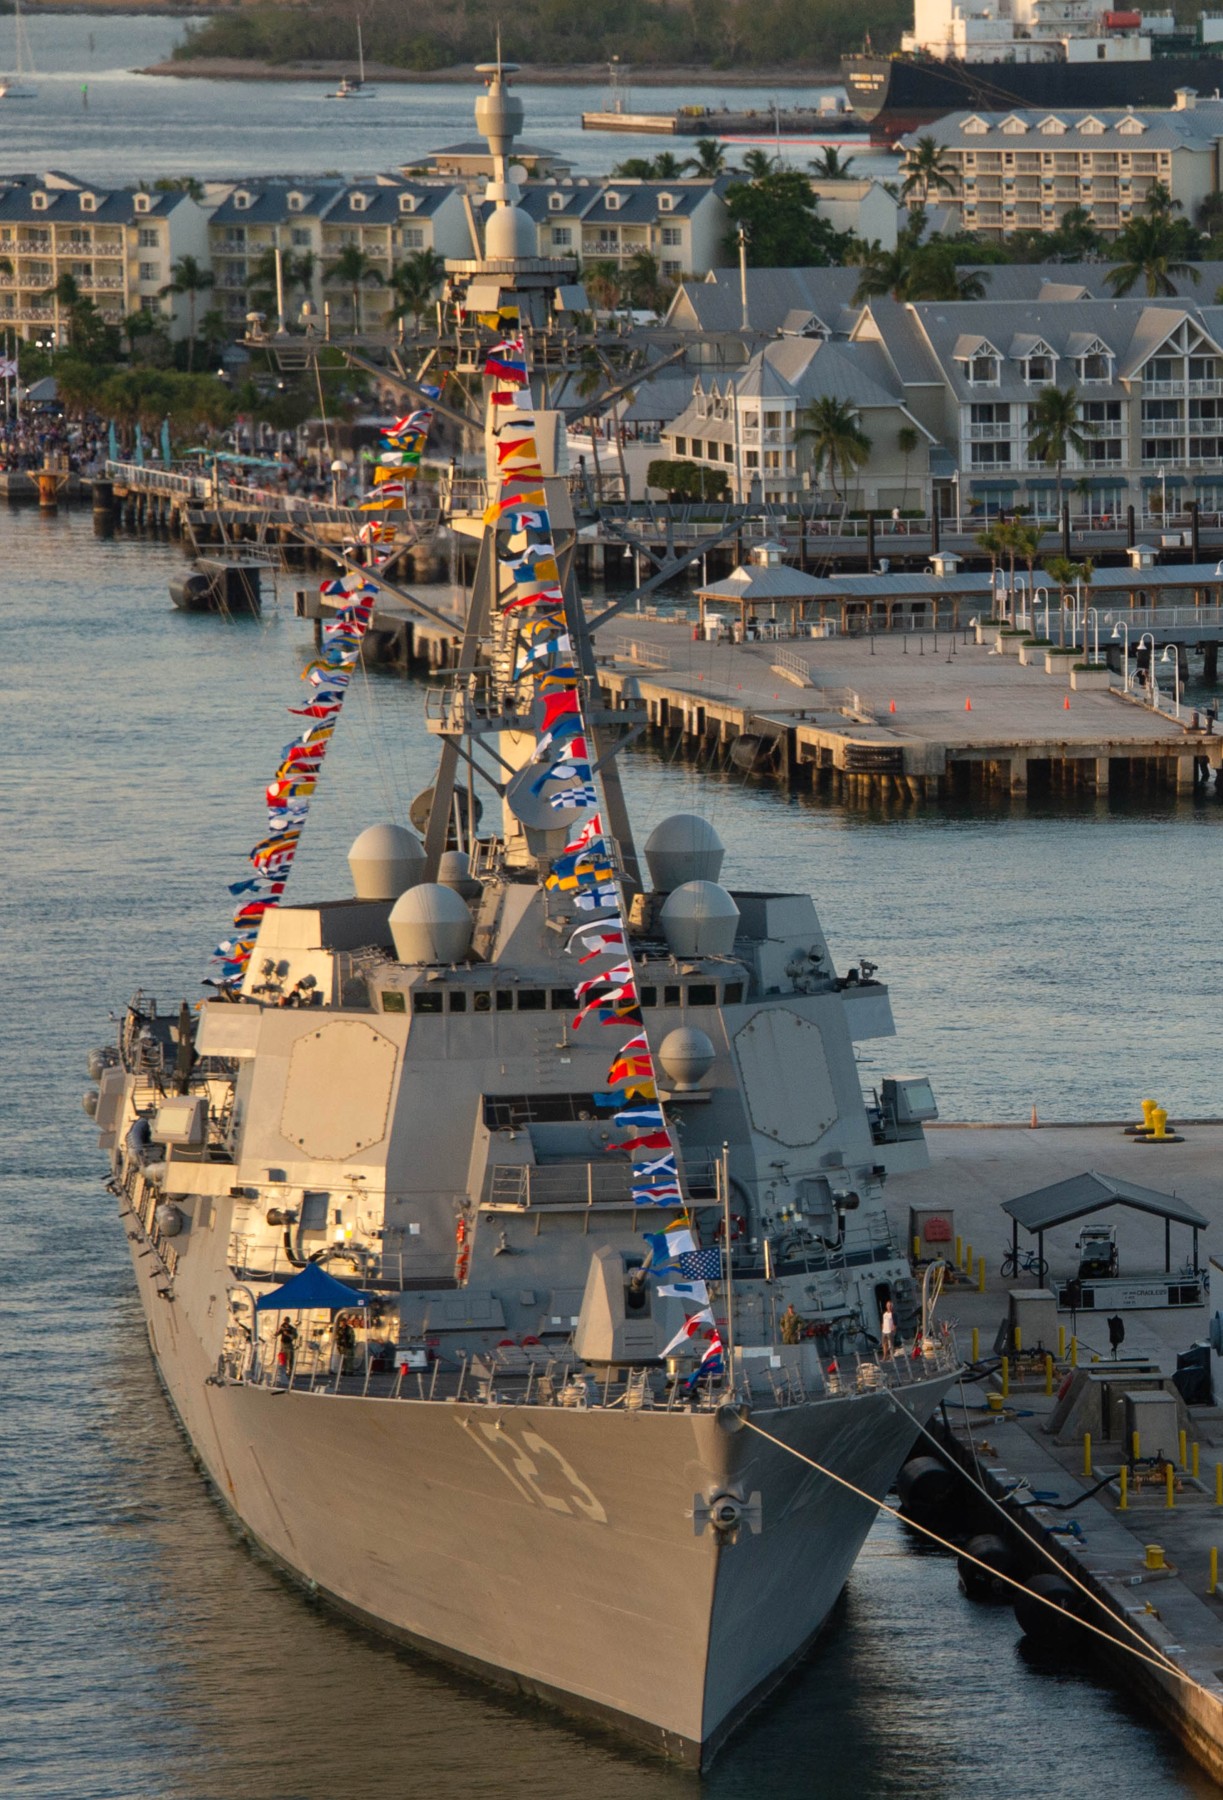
1008, 1288, 1060, 1355
152, 1094, 208, 1147
1124, 1389, 1180, 1461
908, 1204, 955, 1262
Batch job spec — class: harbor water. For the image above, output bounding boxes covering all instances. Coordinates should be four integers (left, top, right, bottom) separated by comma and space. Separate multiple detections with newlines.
0, 13, 889, 181
4, 510, 1223, 1796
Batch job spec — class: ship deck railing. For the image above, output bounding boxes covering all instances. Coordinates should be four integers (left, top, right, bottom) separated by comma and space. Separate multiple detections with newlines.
483, 1153, 719, 1213
220, 1333, 959, 1410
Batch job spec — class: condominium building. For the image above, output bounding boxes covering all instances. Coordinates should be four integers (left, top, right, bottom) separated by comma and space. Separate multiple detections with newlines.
0, 173, 209, 343
208, 178, 474, 332
490, 179, 732, 283
900, 94, 1223, 238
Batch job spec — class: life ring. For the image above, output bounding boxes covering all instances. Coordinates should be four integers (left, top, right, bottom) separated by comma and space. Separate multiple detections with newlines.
715, 1213, 747, 1244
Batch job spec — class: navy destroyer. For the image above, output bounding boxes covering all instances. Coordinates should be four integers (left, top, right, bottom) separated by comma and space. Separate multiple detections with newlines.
86, 64, 960, 1767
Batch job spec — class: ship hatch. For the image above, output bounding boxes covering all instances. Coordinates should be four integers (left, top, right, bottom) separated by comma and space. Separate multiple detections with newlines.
280, 1020, 397, 1158
734, 1009, 836, 1146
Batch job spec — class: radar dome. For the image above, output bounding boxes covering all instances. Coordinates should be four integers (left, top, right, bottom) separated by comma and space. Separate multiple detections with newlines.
660, 881, 739, 959
348, 824, 425, 901
485, 203, 537, 261
657, 1026, 715, 1091
644, 813, 725, 894
390, 883, 473, 966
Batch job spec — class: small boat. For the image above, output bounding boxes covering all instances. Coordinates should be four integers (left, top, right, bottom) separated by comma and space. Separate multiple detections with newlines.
326, 22, 374, 98
0, 0, 37, 99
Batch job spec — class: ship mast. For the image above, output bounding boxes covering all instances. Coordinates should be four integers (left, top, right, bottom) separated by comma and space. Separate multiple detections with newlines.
419, 57, 642, 888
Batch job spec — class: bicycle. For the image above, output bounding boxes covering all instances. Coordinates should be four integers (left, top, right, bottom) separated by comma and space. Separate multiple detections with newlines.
1000, 1245, 1048, 1280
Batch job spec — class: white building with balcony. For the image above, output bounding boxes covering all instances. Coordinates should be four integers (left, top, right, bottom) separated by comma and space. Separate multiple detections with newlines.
0, 173, 208, 343
899, 96, 1223, 239
852, 296, 1223, 519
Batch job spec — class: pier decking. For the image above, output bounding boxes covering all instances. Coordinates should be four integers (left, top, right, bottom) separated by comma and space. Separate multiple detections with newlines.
892, 1121, 1223, 1783
595, 612, 1222, 801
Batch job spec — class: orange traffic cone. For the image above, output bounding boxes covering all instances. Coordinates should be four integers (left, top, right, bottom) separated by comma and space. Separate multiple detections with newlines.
965, 697, 972, 712
1063, 695, 1071, 710
889, 699, 896, 713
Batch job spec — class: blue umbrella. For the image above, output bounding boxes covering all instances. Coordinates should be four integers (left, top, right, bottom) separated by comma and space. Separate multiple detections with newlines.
134, 424, 145, 467
107, 420, 118, 462
161, 417, 172, 465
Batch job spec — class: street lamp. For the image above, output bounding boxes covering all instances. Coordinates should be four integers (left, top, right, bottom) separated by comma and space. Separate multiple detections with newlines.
1111, 620, 1130, 692
1085, 607, 1101, 667
1033, 584, 1051, 640
952, 471, 961, 534
1138, 630, 1157, 706
1160, 644, 1182, 718
1159, 465, 1167, 531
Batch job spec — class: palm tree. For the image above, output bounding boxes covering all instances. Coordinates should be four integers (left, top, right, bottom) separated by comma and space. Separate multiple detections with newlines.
975, 524, 1008, 616
1105, 216, 1198, 297
850, 241, 913, 304
810, 147, 854, 181
901, 135, 957, 207
623, 250, 669, 314
323, 244, 381, 335
795, 396, 872, 510
897, 423, 919, 512
1144, 180, 1180, 220
582, 259, 623, 312
1044, 555, 1093, 648
158, 254, 214, 370
386, 247, 445, 337
739, 148, 776, 181
650, 151, 687, 180
686, 138, 726, 177
574, 347, 608, 500
1026, 383, 1097, 522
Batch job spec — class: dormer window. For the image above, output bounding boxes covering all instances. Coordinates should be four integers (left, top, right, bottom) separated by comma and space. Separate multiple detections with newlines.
232, 191, 251, 211
288, 192, 305, 212
962, 115, 989, 134
1037, 115, 1066, 135
350, 192, 368, 212
1080, 115, 1105, 134
970, 353, 999, 384
1001, 115, 1030, 134
1117, 114, 1146, 134
398, 191, 416, 214
80, 193, 96, 213
548, 191, 564, 211
659, 193, 674, 211
1026, 353, 1053, 384
32, 191, 47, 211
605, 192, 622, 211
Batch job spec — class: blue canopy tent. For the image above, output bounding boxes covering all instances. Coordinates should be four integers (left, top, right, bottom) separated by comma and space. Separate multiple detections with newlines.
255, 1262, 372, 1311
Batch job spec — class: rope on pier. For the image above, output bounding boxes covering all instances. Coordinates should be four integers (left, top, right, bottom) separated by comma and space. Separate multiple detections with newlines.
741, 1415, 1217, 1698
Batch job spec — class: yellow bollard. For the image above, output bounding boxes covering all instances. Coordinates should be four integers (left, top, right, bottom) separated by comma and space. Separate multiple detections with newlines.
1167, 1464, 1176, 1510
1084, 1432, 1093, 1478
1070, 1336, 1078, 1368
956, 1234, 963, 1269
912, 1235, 921, 1263
1141, 1098, 1157, 1132
978, 1257, 986, 1295
1120, 1466, 1128, 1511
1212, 1548, 1219, 1597
971, 1326, 979, 1363
966, 1243, 973, 1278
1152, 1106, 1168, 1141
1014, 1324, 1022, 1354
1058, 1325, 1066, 1360
1001, 1355, 1009, 1399
1193, 1443, 1200, 1480
1180, 1429, 1188, 1470
1132, 1429, 1141, 1462
1045, 1353, 1054, 1396
1146, 1544, 1166, 1571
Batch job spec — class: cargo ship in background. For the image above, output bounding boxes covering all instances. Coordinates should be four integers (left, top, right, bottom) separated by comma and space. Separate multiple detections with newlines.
843, 0, 1223, 141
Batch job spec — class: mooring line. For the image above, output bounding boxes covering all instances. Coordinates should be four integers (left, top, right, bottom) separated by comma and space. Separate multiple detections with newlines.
739, 1415, 1214, 1696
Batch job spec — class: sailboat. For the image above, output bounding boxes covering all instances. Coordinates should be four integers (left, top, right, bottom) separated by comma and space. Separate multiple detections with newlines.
326, 21, 374, 98
0, 0, 37, 101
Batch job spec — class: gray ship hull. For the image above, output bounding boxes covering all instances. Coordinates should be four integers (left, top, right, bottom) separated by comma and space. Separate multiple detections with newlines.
129, 1220, 956, 1765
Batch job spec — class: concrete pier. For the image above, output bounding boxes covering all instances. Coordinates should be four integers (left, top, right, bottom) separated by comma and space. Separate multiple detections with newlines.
595, 616, 1222, 803
890, 1122, 1223, 1783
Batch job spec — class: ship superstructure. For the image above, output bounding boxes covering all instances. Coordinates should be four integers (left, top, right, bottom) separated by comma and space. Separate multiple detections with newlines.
844, 0, 1223, 139
86, 63, 960, 1768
